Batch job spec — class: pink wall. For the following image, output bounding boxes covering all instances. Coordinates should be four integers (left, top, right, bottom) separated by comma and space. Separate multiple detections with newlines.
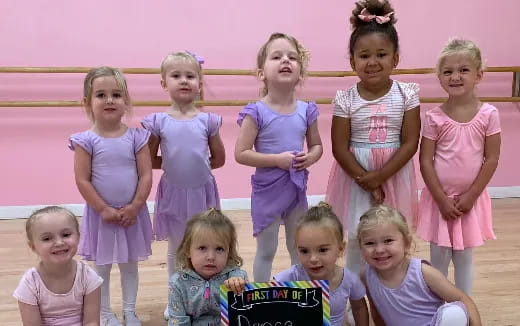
1, 1, 519, 206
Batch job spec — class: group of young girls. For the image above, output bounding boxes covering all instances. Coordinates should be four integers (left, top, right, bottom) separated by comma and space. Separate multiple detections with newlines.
13, 0, 501, 325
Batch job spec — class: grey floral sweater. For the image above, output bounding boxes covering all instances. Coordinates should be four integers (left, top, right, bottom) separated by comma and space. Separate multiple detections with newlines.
168, 266, 248, 326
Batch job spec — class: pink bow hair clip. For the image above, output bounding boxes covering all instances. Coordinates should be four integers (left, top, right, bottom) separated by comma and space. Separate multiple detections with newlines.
186, 50, 204, 65
358, 8, 394, 24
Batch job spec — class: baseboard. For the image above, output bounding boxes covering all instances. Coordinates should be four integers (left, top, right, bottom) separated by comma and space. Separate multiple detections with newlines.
219, 195, 326, 211
1, 187, 518, 220
487, 186, 520, 198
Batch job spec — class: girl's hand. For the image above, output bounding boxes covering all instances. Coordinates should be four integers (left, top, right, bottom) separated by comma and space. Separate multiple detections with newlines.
371, 187, 385, 205
454, 192, 477, 214
100, 207, 122, 224
275, 152, 296, 170
356, 171, 384, 191
438, 196, 463, 220
292, 151, 313, 170
119, 204, 139, 227
224, 277, 246, 295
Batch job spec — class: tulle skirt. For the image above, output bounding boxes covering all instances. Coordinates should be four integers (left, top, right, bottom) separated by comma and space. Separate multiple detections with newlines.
326, 142, 418, 238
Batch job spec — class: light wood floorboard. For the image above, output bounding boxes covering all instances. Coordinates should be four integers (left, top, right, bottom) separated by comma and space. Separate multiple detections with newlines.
1, 199, 518, 325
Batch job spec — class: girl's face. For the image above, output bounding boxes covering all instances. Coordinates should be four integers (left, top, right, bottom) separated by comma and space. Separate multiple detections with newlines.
188, 229, 229, 280
350, 33, 399, 88
258, 38, 302, 92
161, 59, 202, 105
29, 212, 79, 266
438, 54, 482, 98
359, 223, 410, 272
295, 225, 344, 281
88, 76, 128, 123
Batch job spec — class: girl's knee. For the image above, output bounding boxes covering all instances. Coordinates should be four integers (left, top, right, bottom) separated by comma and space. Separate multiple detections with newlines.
436, 302, 468, 326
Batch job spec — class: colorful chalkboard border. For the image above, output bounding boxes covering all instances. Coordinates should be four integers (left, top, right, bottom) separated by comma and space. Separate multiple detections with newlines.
220, 280, 330, 326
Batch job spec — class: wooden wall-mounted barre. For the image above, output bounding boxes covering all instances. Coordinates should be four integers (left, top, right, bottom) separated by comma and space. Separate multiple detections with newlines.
1, 66, 520, 75
1, 97, 519, 108
1, 66, 519, 107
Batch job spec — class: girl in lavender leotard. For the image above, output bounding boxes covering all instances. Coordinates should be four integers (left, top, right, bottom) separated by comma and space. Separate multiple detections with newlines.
235, 33, 323, 282
357, 205, 482, 326
141, 51, 226, 320
274, 202, 369, 326
70, 66, 153, 326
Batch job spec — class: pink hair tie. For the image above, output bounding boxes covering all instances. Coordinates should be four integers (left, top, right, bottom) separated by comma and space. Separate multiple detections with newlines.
358, 8, 394, 24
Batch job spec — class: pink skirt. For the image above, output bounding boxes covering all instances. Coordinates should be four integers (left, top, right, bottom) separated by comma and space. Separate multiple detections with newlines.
326, 142, 418, 238
416, 189, 495, 250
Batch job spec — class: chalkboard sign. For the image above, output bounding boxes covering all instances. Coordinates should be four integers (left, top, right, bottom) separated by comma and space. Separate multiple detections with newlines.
220, 280, 330, 326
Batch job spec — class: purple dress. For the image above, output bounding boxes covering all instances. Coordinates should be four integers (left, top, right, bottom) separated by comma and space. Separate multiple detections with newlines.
237, 101, 319, 236
69, 128, 153, 265
275, 264, 366, 326
142, 112, 221, 241
366, 258, 467, 326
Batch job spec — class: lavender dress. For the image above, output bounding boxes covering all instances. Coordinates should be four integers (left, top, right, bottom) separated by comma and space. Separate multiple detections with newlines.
275, 264, 366, 326
366, 258, 468, 326
142, 112, 221, 241
69, 128, 153, 265
237, 101, 319, 236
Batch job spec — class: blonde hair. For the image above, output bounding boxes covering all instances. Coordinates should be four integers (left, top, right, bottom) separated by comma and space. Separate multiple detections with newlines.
82, 66, 131, 122
256, 33, 310, 97
356, 205, 413, 250
296, 202, 344, 247
176, 208, 243, 271
160, 51, 204, 100
161, 51, 203, 79
26, 206, 79, 243
437, 38, 484, 73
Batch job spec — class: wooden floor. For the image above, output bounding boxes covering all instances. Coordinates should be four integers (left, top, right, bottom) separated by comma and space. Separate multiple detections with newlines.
1, 199, 519, 326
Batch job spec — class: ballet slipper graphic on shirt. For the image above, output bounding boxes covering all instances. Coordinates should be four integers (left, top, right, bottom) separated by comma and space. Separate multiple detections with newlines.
377, 116, 388, 142
368, 104, 388, 142
369, 116, 378, 142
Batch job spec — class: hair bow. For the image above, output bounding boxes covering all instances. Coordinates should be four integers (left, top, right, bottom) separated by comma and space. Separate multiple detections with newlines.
186, 51, 204, 65
358, 8, 393, 24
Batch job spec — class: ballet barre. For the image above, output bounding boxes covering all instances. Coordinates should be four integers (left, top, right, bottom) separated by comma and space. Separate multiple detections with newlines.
1, 66, 519, 107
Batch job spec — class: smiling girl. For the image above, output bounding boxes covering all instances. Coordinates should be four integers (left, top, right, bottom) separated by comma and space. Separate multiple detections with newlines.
275, 202, 369, 326
14, 206, 103, 326
358, 205, 481, 325
416, 38, 501, 296
325, 0, 420, 276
